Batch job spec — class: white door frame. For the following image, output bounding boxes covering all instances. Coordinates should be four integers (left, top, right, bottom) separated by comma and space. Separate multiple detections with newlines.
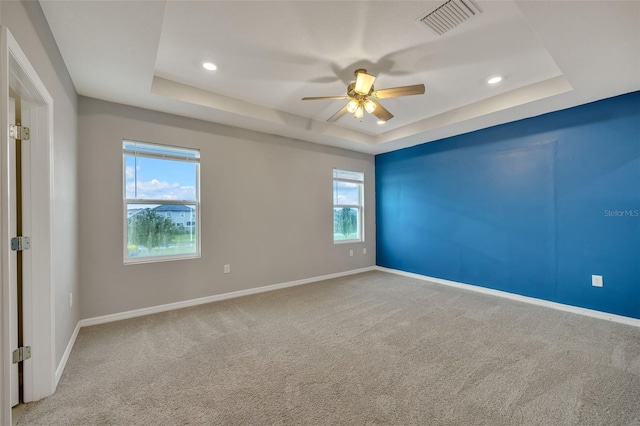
1, 26, 55, 424
8, 96, 17, 408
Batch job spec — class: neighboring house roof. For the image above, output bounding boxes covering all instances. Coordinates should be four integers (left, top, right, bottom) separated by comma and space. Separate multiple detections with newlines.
127, 208, 145, 218
153, 204, 194, 213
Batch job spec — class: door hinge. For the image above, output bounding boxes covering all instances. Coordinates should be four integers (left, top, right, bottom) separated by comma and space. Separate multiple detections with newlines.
11, 236, 31, 251
9, 124, 30, 141
12, 346, 31, 364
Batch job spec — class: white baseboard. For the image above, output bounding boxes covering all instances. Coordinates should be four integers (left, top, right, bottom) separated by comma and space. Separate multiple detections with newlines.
58, 268, 373, 387
80, 266, 376, 328
55, 321, 80, 387
376, 266, 640, 328
50, 265, 639, 387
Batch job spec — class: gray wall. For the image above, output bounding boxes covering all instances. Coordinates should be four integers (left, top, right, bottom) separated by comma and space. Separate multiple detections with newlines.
0, 1, 79, 365
78, 97, 375, 319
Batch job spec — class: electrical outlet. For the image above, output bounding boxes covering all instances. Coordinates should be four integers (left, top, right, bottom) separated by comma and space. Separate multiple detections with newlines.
363, 248, 367, 255
592, 275, 603, 287
69, 293, 73, 308
349, 249, 353, 257
224, 264, 231, 274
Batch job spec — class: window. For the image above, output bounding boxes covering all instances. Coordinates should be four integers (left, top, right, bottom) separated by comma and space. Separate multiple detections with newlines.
333, 169, 364, 243
123, 140, 200, 263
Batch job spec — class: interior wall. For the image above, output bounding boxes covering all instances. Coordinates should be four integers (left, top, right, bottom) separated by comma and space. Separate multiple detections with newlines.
78, 96, 375, 319
0, 1, 79, 365
376, 91, 640, 319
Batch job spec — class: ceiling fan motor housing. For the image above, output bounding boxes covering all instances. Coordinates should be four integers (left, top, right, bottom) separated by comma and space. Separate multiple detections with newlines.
347, 82, 374, 99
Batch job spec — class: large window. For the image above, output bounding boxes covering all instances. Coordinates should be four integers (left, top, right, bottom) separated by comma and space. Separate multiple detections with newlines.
123, 141, 200, 263
333, 168, 364, 243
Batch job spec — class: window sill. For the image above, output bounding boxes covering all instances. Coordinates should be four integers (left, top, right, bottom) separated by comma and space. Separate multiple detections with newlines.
333, 239, 363, 245
124, 253, 201, 265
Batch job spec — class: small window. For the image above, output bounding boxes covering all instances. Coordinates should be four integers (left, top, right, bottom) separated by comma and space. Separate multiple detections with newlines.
123, 140, 200, 263
333, 169, 364, 243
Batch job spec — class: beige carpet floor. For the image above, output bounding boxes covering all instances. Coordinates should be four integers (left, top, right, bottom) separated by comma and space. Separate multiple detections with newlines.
17, 271, 640, 425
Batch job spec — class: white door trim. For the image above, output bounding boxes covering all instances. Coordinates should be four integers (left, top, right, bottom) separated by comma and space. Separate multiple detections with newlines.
1, 25, 13, 426
8, 96, 17, 408
1, 26, 55, 424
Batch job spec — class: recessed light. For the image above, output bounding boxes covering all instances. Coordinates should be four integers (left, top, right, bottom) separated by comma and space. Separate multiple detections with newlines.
202, 62, 217, 71
487, 76, 502, 85
377, 120, 386, 125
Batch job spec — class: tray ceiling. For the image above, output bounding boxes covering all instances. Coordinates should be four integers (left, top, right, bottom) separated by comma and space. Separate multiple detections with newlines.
40, 1, 640, 154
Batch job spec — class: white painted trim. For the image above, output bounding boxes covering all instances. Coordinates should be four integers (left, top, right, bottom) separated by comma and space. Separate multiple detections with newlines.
376, 266, 640, 328
1, 26, 56, 417
81, 267, 376, 327
1, 26, 13, 426
55, 322, 80, 387
22, 98, 55, 403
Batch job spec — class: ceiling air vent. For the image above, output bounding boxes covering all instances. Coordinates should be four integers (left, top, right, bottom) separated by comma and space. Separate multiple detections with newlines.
418, 0, 482, 36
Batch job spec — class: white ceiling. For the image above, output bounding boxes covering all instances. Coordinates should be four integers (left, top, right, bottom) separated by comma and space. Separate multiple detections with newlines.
40, 1, 640, 155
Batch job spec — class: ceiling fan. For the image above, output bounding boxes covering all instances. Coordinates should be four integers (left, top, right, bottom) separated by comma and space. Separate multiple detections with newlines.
302, 69, 425, 123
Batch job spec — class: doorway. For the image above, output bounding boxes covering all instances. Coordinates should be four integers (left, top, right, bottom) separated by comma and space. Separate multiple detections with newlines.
1, 26, 55, 425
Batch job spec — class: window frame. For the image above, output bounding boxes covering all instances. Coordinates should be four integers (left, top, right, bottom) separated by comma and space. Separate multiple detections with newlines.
122, 140, 201, 264
333, 168, 364, 244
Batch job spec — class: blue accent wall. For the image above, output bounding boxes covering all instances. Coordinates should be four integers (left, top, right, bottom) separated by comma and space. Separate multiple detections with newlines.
376, 92, 640, 319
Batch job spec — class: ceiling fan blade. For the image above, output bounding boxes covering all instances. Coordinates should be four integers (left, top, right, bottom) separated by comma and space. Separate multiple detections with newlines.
372, 84, 425, 99
327, 104, 350, 122
354, 71, 376, 95
370, 100, 394, 122
302, 96, 350, 101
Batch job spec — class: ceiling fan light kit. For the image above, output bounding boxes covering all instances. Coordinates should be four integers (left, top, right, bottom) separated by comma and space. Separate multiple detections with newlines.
302, 68, 425, 123
364, 99, 376, 113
